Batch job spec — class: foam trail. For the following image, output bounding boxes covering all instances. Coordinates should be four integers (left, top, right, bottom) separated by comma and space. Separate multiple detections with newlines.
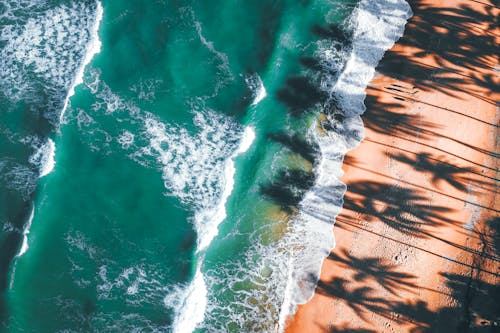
59, 0, 103, 123
28, 138, 56, 178
196, 126, 255, 252
39, 138, 56, 178
173, 127, 255, 332
250, 75, 267, 106
278, 0, 413, 328
170, 265, 207, 333
16, 206, 34, 258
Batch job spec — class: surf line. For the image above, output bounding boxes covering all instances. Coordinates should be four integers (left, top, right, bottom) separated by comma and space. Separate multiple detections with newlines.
59, 0, 104, 124
16, 1, 104, 260
171, 126, 255, 333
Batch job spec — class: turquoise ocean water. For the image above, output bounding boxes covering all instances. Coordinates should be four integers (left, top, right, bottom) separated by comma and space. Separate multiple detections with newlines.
0, 0, 411, 331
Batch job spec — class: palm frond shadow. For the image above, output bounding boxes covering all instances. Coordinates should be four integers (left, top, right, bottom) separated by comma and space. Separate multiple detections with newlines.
260, 169, 316, 213
373, 1, 499, 105
388, 152, 499, 193
343, 181, 455, 237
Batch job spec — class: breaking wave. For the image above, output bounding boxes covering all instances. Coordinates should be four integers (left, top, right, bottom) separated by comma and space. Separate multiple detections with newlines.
0, 0, 101, 124
78, 72, 256, 332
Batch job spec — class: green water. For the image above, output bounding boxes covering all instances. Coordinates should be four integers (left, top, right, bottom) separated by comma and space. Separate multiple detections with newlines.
0, 0, 363, 331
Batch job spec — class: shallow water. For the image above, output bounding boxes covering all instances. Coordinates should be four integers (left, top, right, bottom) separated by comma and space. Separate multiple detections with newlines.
0, 0, 411, 331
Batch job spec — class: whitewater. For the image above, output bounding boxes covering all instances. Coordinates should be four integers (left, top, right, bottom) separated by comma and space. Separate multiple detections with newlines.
0, 0, 413, 332
276, 0, 413, 328
12, 0, 104, 259
170, 126, 255, 333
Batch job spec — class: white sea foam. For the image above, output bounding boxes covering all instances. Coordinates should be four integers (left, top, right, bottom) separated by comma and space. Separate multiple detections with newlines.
246, 74, 267, 106
81, 74, 257, 332
4, 1, 103, 261
196, 126, 255, 252
152, 122, 254, 332
16, 206, 34, 257
165, 265, 208, 333
278, 0, 413, 327
117, 131, 135, 149
141, 111, 241, 211
200, 237, 292, 332
60, 0, 103, 123
29, 138, 56, 178
168, 127, 254, 332
0, 1, 102, 122
138, 110, 255, 250
0, 161, 37, 199
191, 10, 234, 98
236, 126, 256, 154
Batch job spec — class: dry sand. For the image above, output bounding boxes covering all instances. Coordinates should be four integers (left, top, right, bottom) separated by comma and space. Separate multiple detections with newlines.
285, 0, 499, 331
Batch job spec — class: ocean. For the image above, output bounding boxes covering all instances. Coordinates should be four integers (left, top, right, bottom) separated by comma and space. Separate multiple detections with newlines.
0, 0, 411, 332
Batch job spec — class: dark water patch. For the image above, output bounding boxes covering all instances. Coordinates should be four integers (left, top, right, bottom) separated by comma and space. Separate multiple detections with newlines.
254, 1, 285, 71
261, 169, 315, 212
267, 131, 319, 166
276, 76, 327, 116
311, 23, 352, 45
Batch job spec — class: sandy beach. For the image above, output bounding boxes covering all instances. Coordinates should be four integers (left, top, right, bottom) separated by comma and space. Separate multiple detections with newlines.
286, 0, 499, 332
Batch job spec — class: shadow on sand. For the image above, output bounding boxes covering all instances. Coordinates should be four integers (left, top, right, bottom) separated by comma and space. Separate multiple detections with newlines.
298, 0, 500, 331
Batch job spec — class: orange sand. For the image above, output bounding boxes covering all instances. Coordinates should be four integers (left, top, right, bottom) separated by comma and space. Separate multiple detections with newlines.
286, 0, 499, 331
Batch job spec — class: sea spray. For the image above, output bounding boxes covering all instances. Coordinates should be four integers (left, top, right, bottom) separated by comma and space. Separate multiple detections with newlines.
195, 126, 256, 252
278, 0, 413, 327
0, 1, 103, 122
166, 265, 207, 333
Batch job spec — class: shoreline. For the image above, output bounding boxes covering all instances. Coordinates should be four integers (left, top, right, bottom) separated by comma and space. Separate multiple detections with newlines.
277, 0, 412, 327
285, 0, 499, 331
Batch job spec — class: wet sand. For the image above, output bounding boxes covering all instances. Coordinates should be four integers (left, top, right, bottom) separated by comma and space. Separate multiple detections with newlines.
286, 0, 499, 331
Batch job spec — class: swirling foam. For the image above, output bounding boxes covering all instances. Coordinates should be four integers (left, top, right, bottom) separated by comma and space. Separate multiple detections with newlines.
28, 138, 56, 178
78, 75, 256, 332
0, 1, 100, 123
246, 74, 267, 106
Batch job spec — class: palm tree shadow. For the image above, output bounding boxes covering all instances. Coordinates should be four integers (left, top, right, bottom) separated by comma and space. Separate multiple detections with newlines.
373, 1, 499, 104
315, 276, 392, 323
260, 169, 316, 213
329, 249, 418, 296
343, 181, 455, 237
276, 76, 328, 117
363, 94, 439, 140
267, 132, 319, 166
388, 152, 498, 193
325, 323, 377, 333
